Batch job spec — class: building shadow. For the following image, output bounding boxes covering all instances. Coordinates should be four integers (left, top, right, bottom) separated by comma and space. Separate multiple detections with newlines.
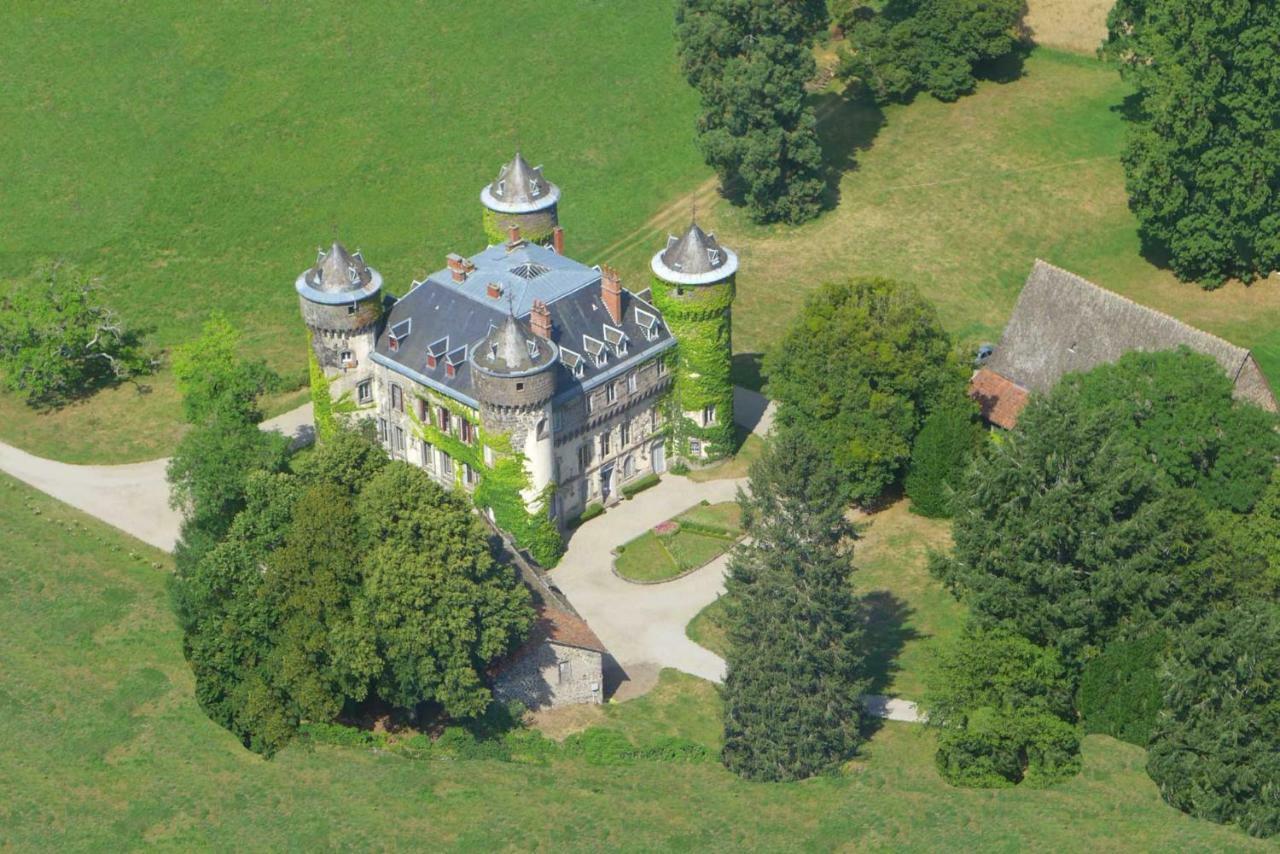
730, 352, 765, 392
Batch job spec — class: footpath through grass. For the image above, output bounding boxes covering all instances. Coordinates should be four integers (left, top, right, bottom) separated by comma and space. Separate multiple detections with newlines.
614, 501, 743, 583
0, 1, 707, 462
0, 473, 1267, 850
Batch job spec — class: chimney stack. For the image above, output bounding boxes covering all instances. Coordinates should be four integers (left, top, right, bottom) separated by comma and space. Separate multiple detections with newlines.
486, 282, 503, 299
507, 224, 523, 247
552, 225, 565, 255
601, 265, 623, 325
447, 253, 467, 283
530, 299, 553, 340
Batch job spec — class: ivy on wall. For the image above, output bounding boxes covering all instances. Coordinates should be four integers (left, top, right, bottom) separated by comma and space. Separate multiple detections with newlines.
409, 388, 563, 567
308, 340, 363, 444
650, 275, 737, 460
482, 207, 556, 247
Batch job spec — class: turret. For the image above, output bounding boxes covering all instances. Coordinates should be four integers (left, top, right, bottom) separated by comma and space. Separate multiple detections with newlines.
470, 312, 560, 505
480, 152, 562, 248
649, 222, 738, 461
296, 242, 384, 373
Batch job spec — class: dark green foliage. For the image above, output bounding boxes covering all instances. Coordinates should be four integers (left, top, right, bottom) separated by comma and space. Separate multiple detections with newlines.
1078, 631, 1167, 747
675, 0, 828, 223
765, 278, 968, 506
570, 502, 605, 529
904, 402, 983, 518
1104, 0, 1280, 286
935, 350, 1275, 668
837, 0, 1025, 104
173, 429, 533, 755
622, 472, 661, 499
1148, 604, 1280, 838
1207, 473, 1280, 599
0, 263, 156, 408
926, 623, 1081, 788
721, 430, 868, 781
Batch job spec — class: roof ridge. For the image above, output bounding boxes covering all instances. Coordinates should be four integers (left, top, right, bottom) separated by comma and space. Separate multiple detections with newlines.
1030, 258, 1251, 363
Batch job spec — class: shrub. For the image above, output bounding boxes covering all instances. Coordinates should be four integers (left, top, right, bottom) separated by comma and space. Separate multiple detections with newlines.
1078, 631, 1166, 747
904, 403, 982, 518
562, 727, 636, 766
926, 623, 1081, 788
569, 503, 605, 529
636, 735, 711, 763
622, 472, 660, 499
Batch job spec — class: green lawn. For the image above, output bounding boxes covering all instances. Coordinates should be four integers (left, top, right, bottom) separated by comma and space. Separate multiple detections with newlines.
0, 473, 1267, 850
0, 1, 708, 462
686, 499, 963, 700
614, 501, 742, 583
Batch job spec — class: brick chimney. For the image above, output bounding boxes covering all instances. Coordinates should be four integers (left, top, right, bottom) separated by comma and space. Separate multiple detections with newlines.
601, 265, 622, 325
530, 299, 553, 340
486, 282, 503, 299
552, 225, 565, 255
447, 252, 467, 283
507, 224, 523, 248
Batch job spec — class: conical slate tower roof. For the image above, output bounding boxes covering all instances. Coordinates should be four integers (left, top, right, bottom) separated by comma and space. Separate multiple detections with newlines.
296, 241, 383, 305
651, 221, 739, 285
480, 152, 561, 214
472, 312, 557, 376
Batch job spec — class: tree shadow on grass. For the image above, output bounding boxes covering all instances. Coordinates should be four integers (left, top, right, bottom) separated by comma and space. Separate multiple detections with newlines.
809, 90, 886, 212
858, 590, 922, 738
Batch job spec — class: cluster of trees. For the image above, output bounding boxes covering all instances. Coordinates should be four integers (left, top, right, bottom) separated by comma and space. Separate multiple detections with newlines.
167, 318, 533, 755
835, 0, 1026, 104
931, 349, 1280, 836
674, 0, 829, 224
1105, 0, 1280, 286
764, 277, 976, 509
0, 264, 156, 408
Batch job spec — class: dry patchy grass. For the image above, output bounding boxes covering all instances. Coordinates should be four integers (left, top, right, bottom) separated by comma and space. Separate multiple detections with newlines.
1025, 0, 1112, 54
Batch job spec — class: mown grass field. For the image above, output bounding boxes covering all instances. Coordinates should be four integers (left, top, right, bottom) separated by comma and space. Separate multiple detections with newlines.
0, 1, 708, 462
0, 473, 1267, 850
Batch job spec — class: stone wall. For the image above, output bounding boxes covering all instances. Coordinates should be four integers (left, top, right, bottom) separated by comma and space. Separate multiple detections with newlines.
482, 205, 558, 247
492, 642, 603, 709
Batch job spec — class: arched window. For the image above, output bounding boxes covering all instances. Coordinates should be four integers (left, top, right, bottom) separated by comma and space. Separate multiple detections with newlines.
623, 455, 635, 479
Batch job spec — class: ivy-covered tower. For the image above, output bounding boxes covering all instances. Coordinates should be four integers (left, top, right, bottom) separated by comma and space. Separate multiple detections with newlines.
650, 222, 738, 461
296, 242, 385, 422
479, 152, 561, 247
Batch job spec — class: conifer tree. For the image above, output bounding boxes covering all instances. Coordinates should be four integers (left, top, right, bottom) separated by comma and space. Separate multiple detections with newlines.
675, 0, 829, 224
721, 429, 867, 781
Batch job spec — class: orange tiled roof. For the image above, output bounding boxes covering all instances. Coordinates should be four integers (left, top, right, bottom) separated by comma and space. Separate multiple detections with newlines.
970, 368, 1029, 430
537, 606, 606, 653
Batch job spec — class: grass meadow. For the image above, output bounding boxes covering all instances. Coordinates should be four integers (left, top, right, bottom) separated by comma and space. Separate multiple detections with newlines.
0, 473, 1269, 850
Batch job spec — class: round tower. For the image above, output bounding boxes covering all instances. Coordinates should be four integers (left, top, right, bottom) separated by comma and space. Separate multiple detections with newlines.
296, 242, 385, 372
650, 222, 738, 461
479, 152, 561, 247
470, 313, 559, 506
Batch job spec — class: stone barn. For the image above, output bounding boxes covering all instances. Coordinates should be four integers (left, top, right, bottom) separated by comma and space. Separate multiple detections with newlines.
492, 605, 606, 710
971, 260, 1278, 428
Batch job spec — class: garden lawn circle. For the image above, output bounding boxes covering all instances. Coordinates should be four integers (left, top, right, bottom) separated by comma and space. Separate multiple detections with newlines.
613, 501, 743, 584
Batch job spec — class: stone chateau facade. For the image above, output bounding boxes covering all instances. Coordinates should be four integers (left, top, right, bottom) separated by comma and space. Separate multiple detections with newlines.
295, 153, 739, 537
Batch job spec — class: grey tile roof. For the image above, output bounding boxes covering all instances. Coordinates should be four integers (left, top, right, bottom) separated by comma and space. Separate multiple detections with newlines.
480, 151, 561, 214
374, 248, 675, 406
295, 242, 383, 305
473, 313, 557, 376
651, 221, 738, 285
987, 260, 1260, 394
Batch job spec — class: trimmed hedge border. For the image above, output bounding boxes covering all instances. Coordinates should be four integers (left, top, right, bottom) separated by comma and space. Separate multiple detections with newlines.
621, 472, 661, 499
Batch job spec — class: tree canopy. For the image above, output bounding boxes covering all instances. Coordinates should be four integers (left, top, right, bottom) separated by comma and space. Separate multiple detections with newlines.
675, 0, 829, 223
721, 430, 868, 781
765, 278, 968, 505
837, 0, 1026, 104
171, 313, 278, 425
1147, 603, 1280, 838
904, 401, 983, 518
1105, 0, 1280, 286
0, 264, 156, 408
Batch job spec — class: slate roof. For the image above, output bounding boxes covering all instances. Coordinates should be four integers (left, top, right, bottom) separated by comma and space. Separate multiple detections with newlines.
373, 243, 674, 407
472, 313, 557, 377
651, 221, 738, 285
295, 242, 383, 305
480, 151, 560, 214
987, 260, 1258, 392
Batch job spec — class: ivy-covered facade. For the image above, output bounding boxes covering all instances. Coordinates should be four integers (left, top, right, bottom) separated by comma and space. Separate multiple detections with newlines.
297, 153, 736, 565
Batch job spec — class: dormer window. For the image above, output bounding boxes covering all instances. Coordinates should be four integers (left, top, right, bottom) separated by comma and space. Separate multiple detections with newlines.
526, 339, 540, 360
635, 308, 659, 342
426, 337, 449, 370
603, 325, 628, 357
388, 319, 412, 353
560, 347, 585, 379
445, 346, 467, 379
583, 335, 607, 368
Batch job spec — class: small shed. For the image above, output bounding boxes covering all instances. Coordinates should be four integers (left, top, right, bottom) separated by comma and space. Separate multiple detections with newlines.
492, 605, 606, 709
971, 260, 1278, 429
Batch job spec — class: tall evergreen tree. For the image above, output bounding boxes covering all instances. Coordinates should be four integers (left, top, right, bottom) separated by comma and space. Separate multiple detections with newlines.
1105, 0, 1280, 286
675, 0, 829, 223
721, 430, 867, 781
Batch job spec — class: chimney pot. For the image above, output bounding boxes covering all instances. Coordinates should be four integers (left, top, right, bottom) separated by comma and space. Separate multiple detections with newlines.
447, 252, 467, 283
601, 265, 623, 325
552, 225, 565, 255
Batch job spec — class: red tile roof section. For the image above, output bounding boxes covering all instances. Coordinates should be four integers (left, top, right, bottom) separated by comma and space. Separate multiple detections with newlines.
537, 606, 606, 653
969, 368, 1029, 430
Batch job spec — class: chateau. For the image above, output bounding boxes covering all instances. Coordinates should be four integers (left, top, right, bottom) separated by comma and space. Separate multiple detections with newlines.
296, 153, 738, 560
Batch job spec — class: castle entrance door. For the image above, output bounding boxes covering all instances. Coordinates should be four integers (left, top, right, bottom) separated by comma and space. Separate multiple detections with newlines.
651, 441, 665, 474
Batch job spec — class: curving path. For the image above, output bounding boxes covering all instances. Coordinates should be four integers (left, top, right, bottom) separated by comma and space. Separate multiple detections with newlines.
0, 391, 923, 722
